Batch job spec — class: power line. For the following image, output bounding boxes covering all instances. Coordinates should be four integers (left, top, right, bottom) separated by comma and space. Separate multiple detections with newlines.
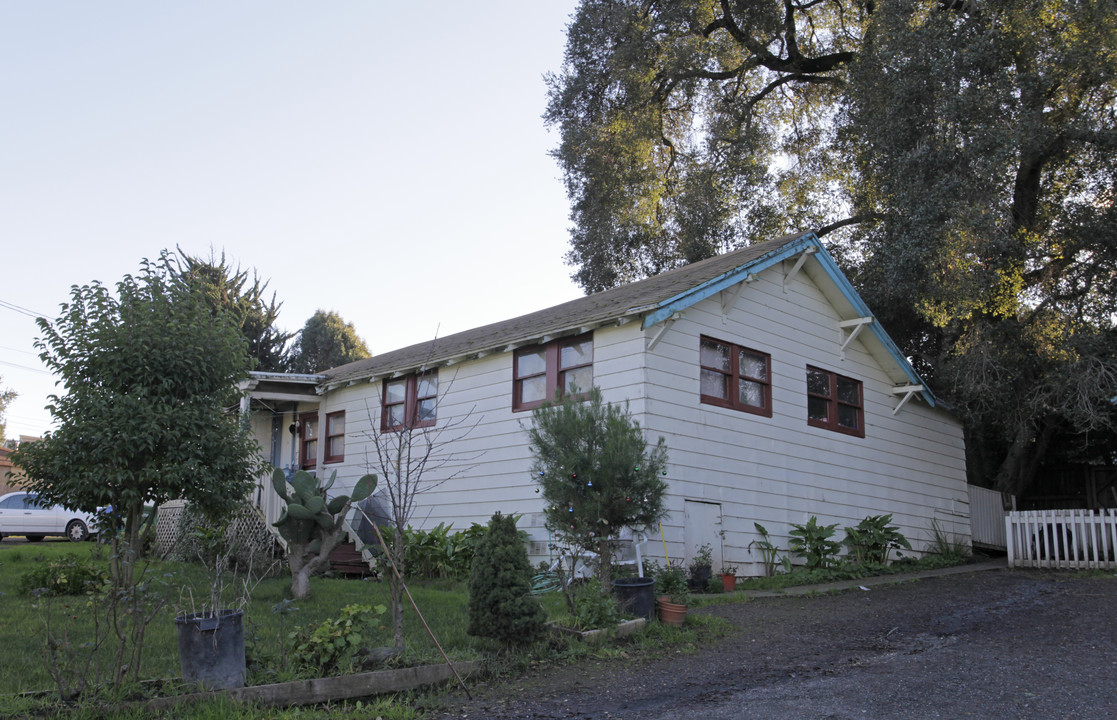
0, 358, 50, 374
0, 298, 49, 319
0, 344, 39, 356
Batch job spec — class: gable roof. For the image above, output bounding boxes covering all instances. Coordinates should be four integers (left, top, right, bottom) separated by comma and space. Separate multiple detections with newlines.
310, 231, 936, 407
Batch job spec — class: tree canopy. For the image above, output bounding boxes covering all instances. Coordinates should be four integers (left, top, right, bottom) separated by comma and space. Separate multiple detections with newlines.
172, 248, 294, 372
0, 376, 15, 441
546, 0, 1117, 494
287, 310, 371, 373
11, 253, 264, 548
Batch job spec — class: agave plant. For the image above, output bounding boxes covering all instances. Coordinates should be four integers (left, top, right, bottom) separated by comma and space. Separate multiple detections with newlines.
272, 468, 377, 599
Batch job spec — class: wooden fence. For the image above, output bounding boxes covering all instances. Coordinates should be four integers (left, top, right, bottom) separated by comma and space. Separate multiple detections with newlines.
969, 484, 1007, 550
1006, 509, 1117, 569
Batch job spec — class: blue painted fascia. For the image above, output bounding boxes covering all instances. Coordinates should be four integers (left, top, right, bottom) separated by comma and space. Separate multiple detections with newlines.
808, 241, 938, 408
641, 232, 818, 328
641, 231, 938, 408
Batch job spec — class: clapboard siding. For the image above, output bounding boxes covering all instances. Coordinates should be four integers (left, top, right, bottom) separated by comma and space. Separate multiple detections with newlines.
640, 259, 968, 571
251, 240, 968, 573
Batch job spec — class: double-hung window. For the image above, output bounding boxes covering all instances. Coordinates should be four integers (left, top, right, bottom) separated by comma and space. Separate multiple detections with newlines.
806, 366, 864, 437
298, 411, 319, 469
324, 411, 345, 464
382, 371, 438, 431
699, 336, 772, 416
513, 333, 593, 411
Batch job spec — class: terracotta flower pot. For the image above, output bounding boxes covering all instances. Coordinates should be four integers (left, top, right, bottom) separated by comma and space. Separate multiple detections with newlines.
656, 598, 687, 626
720, 573, 736, 592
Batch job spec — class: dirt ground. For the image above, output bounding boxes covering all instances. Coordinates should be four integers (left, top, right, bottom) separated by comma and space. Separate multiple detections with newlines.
433, 567, 1117, 719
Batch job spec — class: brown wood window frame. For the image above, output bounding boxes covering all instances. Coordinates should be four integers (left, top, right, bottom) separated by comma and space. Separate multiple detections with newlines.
324, 411, 345, 464
699, 336, 773, 417
806, 366, 865, 438
298, 411, 319, 469
381, 371, 438, 432
512, 333, 593, 412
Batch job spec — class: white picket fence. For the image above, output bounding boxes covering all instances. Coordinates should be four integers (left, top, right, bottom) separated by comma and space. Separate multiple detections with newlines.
1006, 509, 1117, 569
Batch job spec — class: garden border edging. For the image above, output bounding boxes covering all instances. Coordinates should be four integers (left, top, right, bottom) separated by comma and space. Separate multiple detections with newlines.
140, 660, 480, 711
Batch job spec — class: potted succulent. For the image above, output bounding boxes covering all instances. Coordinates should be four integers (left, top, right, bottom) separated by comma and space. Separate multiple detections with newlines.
654, 563, 690, 626
719, 563, 738, 593
687, 543, 713, 590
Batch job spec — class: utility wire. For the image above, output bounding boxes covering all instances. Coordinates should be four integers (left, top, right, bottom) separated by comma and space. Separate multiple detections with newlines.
0, 344, 39, 356
0, 298, 49, 319
0, 358, 49, 374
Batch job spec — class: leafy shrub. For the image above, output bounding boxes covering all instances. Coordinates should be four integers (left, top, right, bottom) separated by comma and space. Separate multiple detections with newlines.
843, 514, 912, 565
373, 522, 491, 580
467, 512, 546, 647
19, 555, 108, 596
169, 502, 281, 575
652, 561, 690, 604
570, 578, 624, 630
288, 603, 386, 675
788, 516, 842, 570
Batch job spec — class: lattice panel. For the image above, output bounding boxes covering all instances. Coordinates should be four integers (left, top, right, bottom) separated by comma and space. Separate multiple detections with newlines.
155, 500, 187, 556
157, 500, 281, 571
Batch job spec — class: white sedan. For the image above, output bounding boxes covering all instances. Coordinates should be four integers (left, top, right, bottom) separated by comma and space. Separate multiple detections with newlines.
0, 491, 100, 542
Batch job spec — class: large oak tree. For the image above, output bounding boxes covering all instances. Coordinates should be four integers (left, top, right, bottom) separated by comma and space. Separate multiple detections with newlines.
546, 0, 1117, 495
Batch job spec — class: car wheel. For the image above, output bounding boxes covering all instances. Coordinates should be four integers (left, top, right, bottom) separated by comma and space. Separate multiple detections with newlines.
27, 535, 44, 542
66, 520, 89, 542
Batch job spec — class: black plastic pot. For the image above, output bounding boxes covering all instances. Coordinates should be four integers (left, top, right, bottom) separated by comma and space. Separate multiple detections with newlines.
612, 576, 657, 622
688, 564, 712, 591
174, 609, 246, 690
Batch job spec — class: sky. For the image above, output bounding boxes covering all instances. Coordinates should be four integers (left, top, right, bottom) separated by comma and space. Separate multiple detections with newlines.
0, 1, 584, 440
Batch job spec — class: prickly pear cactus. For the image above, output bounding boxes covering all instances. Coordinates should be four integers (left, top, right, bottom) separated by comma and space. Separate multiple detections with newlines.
272, 468, 377, 599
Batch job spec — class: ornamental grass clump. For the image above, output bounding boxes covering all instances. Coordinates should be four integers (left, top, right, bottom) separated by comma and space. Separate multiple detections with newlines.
467, 512, 546, 648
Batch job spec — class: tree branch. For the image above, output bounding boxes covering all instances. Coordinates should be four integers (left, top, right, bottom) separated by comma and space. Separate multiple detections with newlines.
815, 213, 883, 237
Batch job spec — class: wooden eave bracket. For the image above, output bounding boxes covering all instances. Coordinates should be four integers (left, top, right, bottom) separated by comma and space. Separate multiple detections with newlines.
891, 385, 925, 415
783, 247, 818, 293
647, 312, 684, 351
838, 317, 874, 359
720, 278, 751, 316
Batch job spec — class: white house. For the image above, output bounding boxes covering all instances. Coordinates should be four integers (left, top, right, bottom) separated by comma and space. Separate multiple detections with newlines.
242, 231, 970, 575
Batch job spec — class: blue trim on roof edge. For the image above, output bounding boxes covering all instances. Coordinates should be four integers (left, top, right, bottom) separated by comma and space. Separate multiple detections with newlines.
642, 232, 937, 408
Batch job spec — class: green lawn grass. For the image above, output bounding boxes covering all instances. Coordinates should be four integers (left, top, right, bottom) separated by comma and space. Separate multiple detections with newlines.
1, 539, 959, 719
0, 540, 483, 697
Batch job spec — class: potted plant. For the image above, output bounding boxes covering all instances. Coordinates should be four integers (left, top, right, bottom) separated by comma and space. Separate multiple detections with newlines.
173, 508, 270, 691
687, 543, 713, 590
654, 563, 689, 626
719, 563, 738, 592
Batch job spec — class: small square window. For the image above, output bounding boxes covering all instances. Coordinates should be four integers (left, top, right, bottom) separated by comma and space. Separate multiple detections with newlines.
381, 371, 438, 431
513, 334, 593, 411
806, 366, 864, 437
699, 336, 772, 417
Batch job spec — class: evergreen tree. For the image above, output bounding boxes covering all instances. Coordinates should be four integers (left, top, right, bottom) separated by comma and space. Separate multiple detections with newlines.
527, 387, 668, 588
172, 248, 294, 371
467, 512, 546, 647
288, 309, 371, 373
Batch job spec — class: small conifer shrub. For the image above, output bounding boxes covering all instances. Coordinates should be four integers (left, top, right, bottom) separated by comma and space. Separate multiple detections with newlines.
467, 512, 545, 647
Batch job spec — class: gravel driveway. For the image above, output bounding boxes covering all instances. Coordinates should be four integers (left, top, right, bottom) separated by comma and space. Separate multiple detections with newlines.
435, 566, 1117, 719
